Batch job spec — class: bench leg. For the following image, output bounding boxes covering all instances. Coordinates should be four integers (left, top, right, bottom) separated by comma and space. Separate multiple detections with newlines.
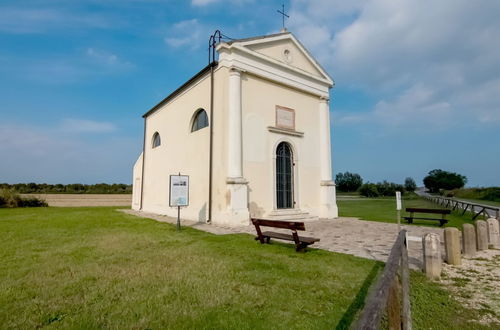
408, 213, 414, 224
440, 220, 445, 227
296, 243, 309, 252
266, 237, 271, 244
255, 236, 265, 244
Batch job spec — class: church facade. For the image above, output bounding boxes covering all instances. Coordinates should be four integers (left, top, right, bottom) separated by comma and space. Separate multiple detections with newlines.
132, 31, 338, 226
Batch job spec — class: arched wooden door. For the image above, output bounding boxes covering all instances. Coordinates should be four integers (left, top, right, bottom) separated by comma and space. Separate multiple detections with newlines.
276, 142, 294, 209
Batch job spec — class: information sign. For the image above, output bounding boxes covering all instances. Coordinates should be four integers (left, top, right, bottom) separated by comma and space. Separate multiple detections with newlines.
169, 175, 189, 207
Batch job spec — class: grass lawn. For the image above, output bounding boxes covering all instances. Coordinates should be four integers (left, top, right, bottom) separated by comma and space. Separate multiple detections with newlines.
338, 196, 478, 228
0, 207, 379, 329
0, 207, 494, 329
336, 192, 362, 197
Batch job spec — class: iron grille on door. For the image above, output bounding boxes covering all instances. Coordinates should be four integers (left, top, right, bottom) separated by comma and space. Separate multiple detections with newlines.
276, 142, 293, 209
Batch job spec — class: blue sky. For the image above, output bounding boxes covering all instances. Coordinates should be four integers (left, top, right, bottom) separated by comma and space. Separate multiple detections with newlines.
1, 0, 499, 186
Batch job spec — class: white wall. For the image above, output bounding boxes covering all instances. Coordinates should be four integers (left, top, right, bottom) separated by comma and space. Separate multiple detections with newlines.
132, 152, 143, 210
247, 39, 323, 78
135, 67, 230, 222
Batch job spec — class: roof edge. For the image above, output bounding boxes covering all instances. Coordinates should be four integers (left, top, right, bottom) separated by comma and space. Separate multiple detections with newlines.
142, 61, 217, 118
224, 31, 290, 46
218, 32, 333, 85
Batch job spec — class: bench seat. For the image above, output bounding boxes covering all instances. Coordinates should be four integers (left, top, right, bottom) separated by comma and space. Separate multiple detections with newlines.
260, 231, 320, 244
403, 216, 448, 225
403, 217, 447, 222
404, 208, 451, 227
251, 218, 320, 251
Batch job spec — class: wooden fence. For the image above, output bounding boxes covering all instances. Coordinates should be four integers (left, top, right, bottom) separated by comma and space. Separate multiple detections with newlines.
424, 195, 500, 220
355, 230, 411, 330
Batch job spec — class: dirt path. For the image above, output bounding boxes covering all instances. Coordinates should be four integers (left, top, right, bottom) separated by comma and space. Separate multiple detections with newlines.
22, 194, 132, 207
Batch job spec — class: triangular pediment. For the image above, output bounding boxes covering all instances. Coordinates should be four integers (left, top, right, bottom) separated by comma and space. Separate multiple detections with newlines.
236, 33, 332, 84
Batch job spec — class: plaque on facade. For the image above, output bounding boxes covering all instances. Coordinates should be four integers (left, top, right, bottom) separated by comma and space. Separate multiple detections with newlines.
275, 106, 295, 130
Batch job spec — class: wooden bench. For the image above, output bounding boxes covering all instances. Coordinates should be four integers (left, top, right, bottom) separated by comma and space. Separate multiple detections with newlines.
404, 208, 451, 227
251, 218, 320, 252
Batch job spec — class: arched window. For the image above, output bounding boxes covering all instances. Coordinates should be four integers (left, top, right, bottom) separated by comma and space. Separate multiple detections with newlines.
191, 109, 209, 132
276, 142, 294, 209
152, 132, 161, 148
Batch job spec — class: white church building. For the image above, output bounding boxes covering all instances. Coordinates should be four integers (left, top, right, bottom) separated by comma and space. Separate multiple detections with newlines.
132, 31, 338, 226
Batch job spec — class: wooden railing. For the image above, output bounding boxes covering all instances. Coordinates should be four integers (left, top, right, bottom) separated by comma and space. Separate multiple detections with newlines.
424, 195, 500, 220
355, 230, 411, 330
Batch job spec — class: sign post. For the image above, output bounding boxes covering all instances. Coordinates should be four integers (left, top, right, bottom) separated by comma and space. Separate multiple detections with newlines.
169, 173, 189, 231
396, 191, 402, 231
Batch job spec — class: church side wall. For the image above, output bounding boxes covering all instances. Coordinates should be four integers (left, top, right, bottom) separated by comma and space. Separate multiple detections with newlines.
131, 152, 143, 210
209, 67, 230, 220
141, 69, 226, 222
241, 74, 322, 218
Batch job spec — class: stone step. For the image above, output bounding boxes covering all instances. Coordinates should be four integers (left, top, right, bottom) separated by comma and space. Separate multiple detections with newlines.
264, 209, 318, 222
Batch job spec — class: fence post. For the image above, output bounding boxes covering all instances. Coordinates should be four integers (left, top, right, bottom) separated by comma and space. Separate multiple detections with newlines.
444, 228, 461, 265
462, 224, 477, 257
422, 233, 442, 279
476, 220, 488, 251
486, 218, 500, 248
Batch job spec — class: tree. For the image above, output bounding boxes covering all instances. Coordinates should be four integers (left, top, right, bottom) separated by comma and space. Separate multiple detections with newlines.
404, 177, 417, 192
335, 172, 363, 192
359, 183, 379, 197
423, 169, 467, 193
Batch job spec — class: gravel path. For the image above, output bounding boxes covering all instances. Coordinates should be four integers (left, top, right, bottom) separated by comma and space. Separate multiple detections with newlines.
122, 209, 444, 269
441, 249, 500, 324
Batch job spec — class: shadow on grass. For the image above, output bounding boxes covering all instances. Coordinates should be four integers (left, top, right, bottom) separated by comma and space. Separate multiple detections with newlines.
335, 261, 384, 330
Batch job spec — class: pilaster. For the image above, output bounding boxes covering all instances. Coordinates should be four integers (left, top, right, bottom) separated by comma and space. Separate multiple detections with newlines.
228, 67, 243, 179
223, 67, 249, 225
319, 97, 338, 218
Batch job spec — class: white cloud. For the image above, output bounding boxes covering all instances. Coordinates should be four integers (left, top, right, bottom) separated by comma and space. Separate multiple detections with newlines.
289, 0, 500, 127
334, 84, 452, 127
333, 113, 368, 125
0, 48, 133, 84
0, 122, 137, 183
164, 19, 211, 50
0, 7, 112, 34
86, 48, 118, 64
21, 60, 84, 83
60, 119, 116, 133
85, 47, 133, 69
191, 0, 220, 6
373, 84, 452, 125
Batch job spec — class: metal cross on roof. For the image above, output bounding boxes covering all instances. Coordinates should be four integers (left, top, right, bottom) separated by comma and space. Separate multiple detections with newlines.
277, 4, 289, 30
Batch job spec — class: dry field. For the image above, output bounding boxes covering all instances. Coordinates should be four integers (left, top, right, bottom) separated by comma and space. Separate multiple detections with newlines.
21, 194, 132, 207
